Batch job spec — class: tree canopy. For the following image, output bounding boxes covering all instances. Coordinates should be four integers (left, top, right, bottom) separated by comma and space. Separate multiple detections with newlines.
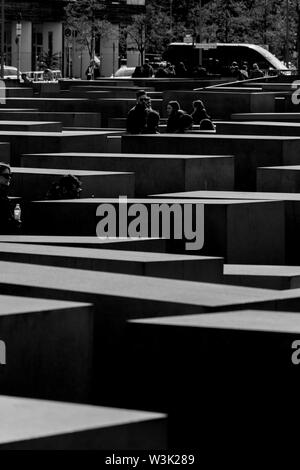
143, 0, 300, 64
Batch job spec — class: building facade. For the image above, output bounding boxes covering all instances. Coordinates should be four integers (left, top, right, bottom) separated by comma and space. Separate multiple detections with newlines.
3, 0, 145, 77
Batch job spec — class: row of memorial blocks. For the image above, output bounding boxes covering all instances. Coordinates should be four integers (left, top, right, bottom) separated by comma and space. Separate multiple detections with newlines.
1, 82, 300, 448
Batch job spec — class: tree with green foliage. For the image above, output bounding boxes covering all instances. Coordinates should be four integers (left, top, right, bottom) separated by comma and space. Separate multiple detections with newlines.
145, 0, 300, 66
64, 0, 111, 78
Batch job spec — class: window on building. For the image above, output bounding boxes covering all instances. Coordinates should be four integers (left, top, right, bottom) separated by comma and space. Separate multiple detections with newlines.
4, 29, 11, 65
48, 31, 53, 57
32, 27, 43, 70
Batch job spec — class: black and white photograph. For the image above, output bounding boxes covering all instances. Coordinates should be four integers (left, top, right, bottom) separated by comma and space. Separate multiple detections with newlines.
0, 0, 299, 457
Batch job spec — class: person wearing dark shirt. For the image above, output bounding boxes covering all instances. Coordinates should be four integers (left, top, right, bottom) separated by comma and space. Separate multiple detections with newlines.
230, 61, 240, 78
126, 90, 149, 134
144, 110, 160, 134
176, 113, 193, 133
142, 60, 154, 77
200, 118, 216, 131
175, 61, 187, 78
166, 101, 185, 133
0, 163, 21, 234
239, 65, 249, 80
132, 66, 143, 77
45, 175, 82, 200
191, 100, 210, 125
250, 63, 264, 79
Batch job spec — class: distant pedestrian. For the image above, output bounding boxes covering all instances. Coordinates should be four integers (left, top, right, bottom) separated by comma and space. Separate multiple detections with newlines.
239, 65, 249, 80
250, 63, 264, 79
85, 63, 92, 80
166, 63, 176, 77
155, 64, 168, 77
142, 59, 154, 77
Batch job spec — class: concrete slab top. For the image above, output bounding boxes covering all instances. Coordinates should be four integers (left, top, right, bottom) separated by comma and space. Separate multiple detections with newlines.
130, 310, 300, 334
0, 295, 91, 316
233, 113, 300, 118
23, 152, 234, 160
0, 261, 293, 308
96, 98, 162, 102
219, 121, 300, 127
123, 134, 300, 141
2, 112, 99, 116
224, 265, 300, 277
0, 243, 222, 263
153, 190, 300, 201
0, 236, 164, 245
71, 86, 153, 91
0, 109, 38, 112
11, 167, 133, 176
0, 395, 165, 444
1, 98, 89, 102
0, 121, 60, 126
33, 197, 277, 205
258, 165, 300, 171
0, 130, 118, 137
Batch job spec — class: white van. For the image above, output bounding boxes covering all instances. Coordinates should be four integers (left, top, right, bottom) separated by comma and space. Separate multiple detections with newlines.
163, 43, 288, 75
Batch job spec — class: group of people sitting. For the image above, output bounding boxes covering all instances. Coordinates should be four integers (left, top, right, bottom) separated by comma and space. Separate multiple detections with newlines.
132, 61, 188, 79
126, 90, 215, 134
230, 61, 265, 80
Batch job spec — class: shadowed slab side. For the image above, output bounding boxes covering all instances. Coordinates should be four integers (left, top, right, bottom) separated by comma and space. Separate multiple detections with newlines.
0, 131, 121, 165
0, 121, 62, 132
0, 295, 94, 402
121, 134, 300, 191
152, 190, 300, 264
216, 121, 300, 136
127, 309, 300, 446
223, 264, 300, 289
0, 243, 224, 282
0, 236, 168, 253
24, 197, 285, 264
232, 113, 300, 122
10, 167, 135, 199
20, 152, 235, 195
0, 112, 101, 127
257, 165, 300, 193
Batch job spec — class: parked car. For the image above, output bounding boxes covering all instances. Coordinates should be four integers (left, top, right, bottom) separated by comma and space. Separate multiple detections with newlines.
111, 66, 135, 78
2, 66, 19, 79
163, 42, 289, 75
